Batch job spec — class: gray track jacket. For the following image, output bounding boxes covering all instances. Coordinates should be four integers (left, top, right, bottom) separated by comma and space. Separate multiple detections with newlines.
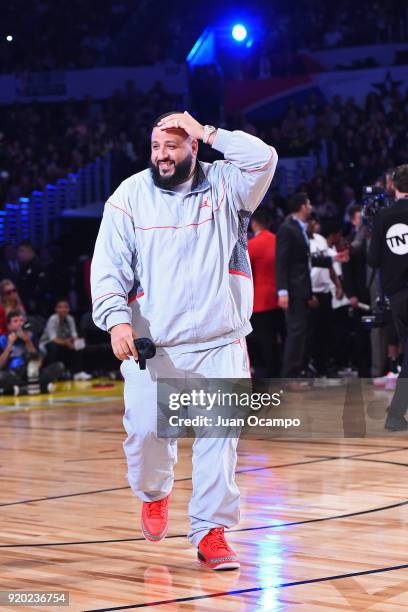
91, 128, 278, 354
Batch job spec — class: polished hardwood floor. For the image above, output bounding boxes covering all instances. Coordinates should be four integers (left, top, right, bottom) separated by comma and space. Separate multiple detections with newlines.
0, 380, 407, 611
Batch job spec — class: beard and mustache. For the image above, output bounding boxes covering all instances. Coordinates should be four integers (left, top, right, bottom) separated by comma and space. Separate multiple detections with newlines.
150, 152, 194, 189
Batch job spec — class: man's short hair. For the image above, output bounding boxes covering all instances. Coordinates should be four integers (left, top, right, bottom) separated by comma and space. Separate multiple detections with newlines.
251, 207, 273, 229
55, 297, 69, 306
152, 111, 185, 130
348, 204, 362, 219
7, 309, 23, 323
288, 192, 309, 213
393, 165, 408, 193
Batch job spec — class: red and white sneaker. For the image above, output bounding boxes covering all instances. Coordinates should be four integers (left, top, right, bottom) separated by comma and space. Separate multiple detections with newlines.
141, 494, 169, 542
197, 527, 240, 570
373, 371, 399, 389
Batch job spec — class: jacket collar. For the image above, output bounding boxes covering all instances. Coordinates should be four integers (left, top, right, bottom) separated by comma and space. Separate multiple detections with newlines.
190, 161, 210, 193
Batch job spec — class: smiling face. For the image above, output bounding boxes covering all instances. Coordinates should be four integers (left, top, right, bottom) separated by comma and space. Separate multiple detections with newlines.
150, 127, 198, 189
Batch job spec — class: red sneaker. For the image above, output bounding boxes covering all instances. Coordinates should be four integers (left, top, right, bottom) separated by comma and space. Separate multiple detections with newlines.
141, 495, 169, 542
197, 527, 240, 570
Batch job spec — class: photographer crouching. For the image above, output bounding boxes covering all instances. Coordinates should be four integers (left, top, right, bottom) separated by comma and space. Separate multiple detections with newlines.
368, 165, 408, 431
0, 310, 65, 395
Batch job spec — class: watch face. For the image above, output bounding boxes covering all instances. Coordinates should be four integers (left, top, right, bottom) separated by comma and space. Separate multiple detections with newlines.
204, 126, 216, 141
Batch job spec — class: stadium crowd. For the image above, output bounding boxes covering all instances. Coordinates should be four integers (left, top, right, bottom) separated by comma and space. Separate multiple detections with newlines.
1, 85, 406, 209
246, 88, 407, 216
1, 0, 407, 75
0, 81, 182, 205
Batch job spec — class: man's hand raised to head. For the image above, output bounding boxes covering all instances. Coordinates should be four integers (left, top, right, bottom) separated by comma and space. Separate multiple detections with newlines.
110, 323, 138, 361
157, 111, 205, 141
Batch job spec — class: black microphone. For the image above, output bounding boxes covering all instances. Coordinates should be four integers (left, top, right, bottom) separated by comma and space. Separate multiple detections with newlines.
134, 338, 156, 370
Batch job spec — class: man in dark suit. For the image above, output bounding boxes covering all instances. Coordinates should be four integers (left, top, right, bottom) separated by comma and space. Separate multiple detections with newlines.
276, 193, 347, 378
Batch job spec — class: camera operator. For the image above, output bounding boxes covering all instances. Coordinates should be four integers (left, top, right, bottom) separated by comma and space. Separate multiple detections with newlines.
368, 164, 408, 431
0, 310, 37, 369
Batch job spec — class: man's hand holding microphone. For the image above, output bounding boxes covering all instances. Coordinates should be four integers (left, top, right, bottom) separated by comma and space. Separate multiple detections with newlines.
110, 324, 156, 370
110, 324, 139, 361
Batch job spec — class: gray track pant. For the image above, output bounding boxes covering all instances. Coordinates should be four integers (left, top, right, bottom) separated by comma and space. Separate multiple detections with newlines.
121, 340, 250, 548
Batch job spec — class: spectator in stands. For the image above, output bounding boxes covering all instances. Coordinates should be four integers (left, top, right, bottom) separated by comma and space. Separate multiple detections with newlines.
247, 208, 282, 377
0, 309, 64, 393
0, 278, 26, 315
0, 243, 20, 281
40, 299, 91, 381
16, 241, 51, 316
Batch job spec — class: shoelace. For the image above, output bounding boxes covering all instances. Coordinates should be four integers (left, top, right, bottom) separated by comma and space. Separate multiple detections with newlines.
147, 497, 168, 518
206, 528, 230, 553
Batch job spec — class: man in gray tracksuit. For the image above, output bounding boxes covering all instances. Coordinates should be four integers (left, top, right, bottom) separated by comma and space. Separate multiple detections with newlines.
91, 111, 278, 569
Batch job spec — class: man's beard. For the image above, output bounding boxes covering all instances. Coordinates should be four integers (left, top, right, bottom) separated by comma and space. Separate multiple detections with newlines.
150, 153, 193, 189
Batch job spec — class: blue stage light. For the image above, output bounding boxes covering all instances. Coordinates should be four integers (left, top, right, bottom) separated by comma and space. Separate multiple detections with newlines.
232, 24, 247, 42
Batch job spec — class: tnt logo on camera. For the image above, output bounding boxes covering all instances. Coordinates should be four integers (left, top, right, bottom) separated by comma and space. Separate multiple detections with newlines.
386, 223, 408, 255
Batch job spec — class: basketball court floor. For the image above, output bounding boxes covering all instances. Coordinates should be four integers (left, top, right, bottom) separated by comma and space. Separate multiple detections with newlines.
0, 379, 407, 611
